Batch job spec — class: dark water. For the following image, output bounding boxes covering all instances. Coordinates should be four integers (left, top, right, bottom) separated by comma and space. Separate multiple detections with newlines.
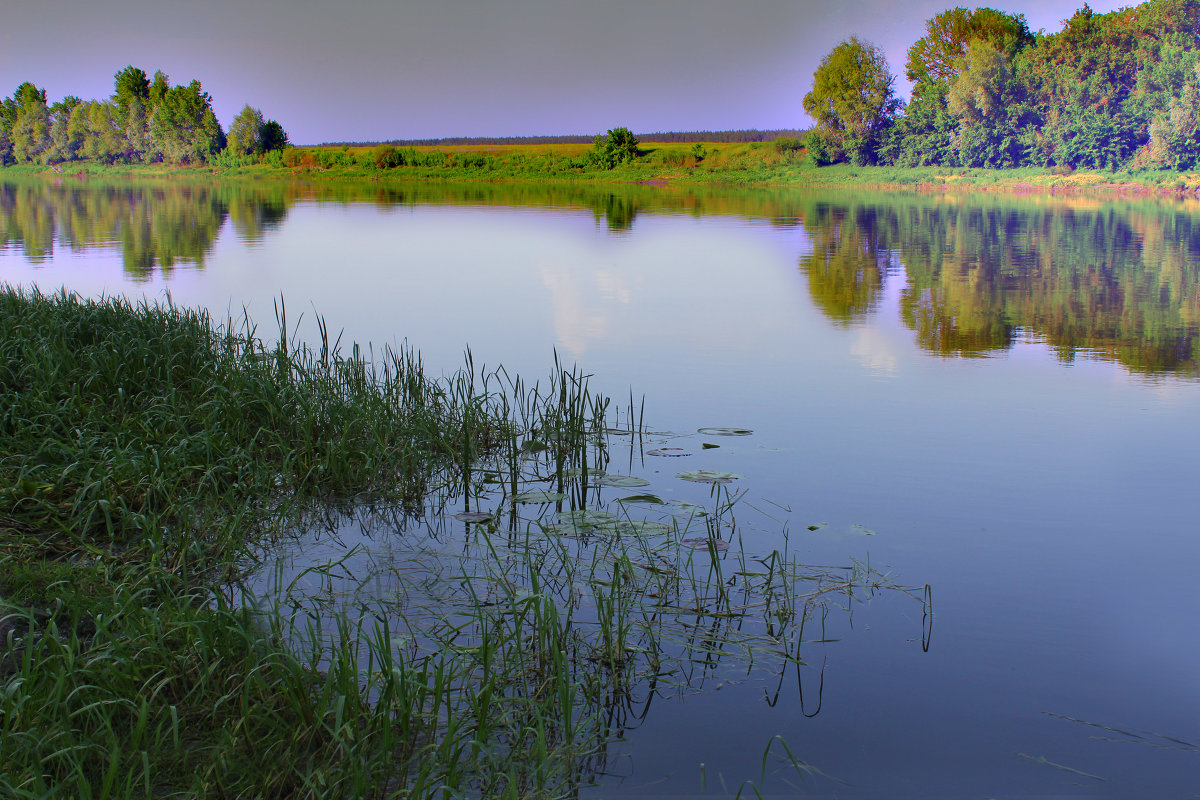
3, 177, 1199, 797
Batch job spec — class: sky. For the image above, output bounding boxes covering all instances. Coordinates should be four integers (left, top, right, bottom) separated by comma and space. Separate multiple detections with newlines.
3, 0, 1133, 145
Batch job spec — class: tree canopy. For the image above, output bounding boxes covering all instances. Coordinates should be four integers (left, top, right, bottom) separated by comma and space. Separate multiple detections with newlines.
0, 66, 289, 167
803, 37, 900, 164
807, 0, 1200, 171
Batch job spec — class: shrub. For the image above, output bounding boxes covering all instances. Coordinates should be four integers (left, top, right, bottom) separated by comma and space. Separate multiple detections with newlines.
371, 144, 403, 169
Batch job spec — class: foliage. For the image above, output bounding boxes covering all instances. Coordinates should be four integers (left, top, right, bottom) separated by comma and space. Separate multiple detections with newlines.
905, 6, 1034, 87
1, 70, 288, 168
227, 104, 265, 156
371, 143, 403, 168
589, 127, 640, 169
803, 37, 901, 164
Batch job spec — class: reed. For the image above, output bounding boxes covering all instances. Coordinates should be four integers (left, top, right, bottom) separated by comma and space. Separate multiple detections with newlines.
0, 285, 922, 797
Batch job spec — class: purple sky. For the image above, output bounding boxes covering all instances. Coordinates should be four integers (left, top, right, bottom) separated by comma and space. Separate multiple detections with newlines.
3, 0, 1131, 144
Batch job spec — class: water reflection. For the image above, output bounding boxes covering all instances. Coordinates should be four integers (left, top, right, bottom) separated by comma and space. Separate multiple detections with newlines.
0, 179, 288, 280
798, 196, 1200, 376
4, 176, 1200, 376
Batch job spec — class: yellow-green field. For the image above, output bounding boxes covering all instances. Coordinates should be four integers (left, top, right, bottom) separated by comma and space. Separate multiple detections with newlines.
6, 138, 1200, 196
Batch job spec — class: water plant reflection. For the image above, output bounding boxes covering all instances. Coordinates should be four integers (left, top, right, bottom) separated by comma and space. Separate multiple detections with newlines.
249, 380, 927, 796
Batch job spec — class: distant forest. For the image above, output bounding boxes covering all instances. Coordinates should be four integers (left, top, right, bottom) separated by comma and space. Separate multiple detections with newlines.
324, 130, 809, 148
805, 0, 1200, 171
0, 67, 287, 167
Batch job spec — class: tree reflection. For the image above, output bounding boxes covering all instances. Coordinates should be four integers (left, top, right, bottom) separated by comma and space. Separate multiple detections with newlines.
0, 179, 294, 280
797, 194, 1200, 376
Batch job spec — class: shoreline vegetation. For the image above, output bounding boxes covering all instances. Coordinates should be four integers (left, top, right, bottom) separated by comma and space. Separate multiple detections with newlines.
10, 0, 1200, 198
0, 286, 907, 796
8, 139, 1200, 198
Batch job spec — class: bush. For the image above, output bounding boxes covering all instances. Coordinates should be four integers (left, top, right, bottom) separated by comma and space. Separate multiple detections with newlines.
772, 136, 803, 153
371, 144, 403, 169
281, 147, 302, 168
804, 130, 844, 166
589, 127, 640, 169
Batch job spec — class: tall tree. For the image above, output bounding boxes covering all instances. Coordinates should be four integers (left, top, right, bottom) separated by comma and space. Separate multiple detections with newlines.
227, 105, 265, 155
11, 96, 51, 163
113, 66, 150, 118
48, 96, 82, 162
148, 80, 225, 164
906, 7, 1034, 88
258, 119, 288, 152
803, 37, 900, 165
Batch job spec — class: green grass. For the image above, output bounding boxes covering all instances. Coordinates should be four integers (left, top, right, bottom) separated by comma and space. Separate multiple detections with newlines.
0, 286, 922, 798
9, 140, 1200, 195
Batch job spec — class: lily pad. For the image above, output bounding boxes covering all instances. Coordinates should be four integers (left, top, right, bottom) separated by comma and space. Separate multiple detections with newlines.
701, 443, 720, 450
697, 427, 753, 437
512, 491, 567, 504
647, 447, 690, 457
595, 475, 652, 488
681, 537, 731, 551
453, 511, 495, 523
676, 470, 742, 484
559, 509, 617, 525
616, 493, 666, 505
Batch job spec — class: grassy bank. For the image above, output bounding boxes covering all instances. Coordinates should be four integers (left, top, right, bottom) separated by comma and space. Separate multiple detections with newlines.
0, 286, 917, 798
9, 139, 1200, 196
0, 287, 525, 796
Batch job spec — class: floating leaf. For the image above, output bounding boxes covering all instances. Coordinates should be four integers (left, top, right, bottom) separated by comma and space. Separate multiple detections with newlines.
647, 447, 690, 457
701, 443, 720, 450
566, 467, 604, 478
512, 491, 567, 504
681, 537, 730, 551
559, 509, 617, 525
520, 440, 549, 453
806, 523, 825, 531
697, 427, 753, 437
625, 520, 673, 536
849, 524, 876, 536
676, 470, 742, 484
454, 511, 495, 523
616, 494, 666, 505
595, 475, 651, 488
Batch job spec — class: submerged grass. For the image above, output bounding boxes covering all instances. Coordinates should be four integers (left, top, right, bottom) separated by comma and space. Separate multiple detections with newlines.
0, 285, 923, 797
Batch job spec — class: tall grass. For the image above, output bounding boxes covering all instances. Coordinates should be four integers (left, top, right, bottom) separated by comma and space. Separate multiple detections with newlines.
0, 285, 924, 797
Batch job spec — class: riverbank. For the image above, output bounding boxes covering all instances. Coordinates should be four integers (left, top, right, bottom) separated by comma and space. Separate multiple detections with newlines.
0, 287, 549, 796
6, 139, 1200, 197
4, 286, 873, 797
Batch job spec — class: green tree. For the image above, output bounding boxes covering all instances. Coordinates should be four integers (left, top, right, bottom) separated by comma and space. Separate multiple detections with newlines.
113, 66, 150, 119
906, 7, 1034, 87
258, 119, 288, 152
1, 82, 49, 162
11, 97, 51, 163
589, 127, 639, 169
803, 37, 900, 164
47, 96, 82, 163
148, 79, 225, 164
227, 104, 265, 156
83, 101, 123, 163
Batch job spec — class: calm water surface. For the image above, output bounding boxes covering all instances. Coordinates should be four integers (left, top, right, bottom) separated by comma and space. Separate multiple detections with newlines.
3, 178, 1199, 797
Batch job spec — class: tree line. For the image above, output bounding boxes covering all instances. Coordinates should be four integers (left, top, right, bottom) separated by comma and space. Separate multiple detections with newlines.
0, 66, 288, 167
323, 130, 808, 148
804, 0, 1200, 170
